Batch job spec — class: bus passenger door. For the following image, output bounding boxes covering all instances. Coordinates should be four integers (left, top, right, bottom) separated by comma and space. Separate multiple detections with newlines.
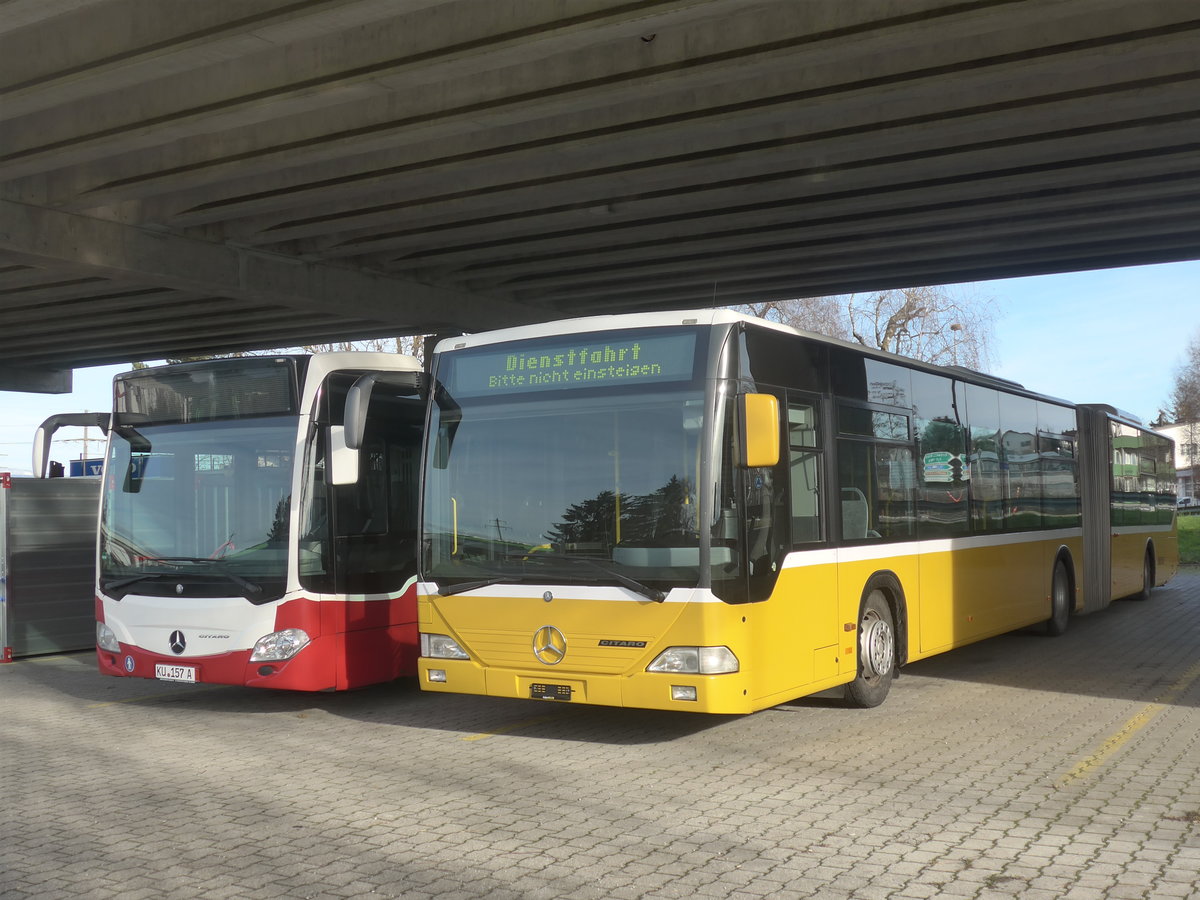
755, 394, 839, 690
784, 396, 839, 683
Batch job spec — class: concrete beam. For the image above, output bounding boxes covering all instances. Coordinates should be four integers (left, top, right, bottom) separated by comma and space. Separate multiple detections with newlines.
1, 0, 724, 179
0, 200, 539, 332
0, 0, 94, 31
546, 228, 1200, 312
324, 123, 1200, 269
0, 0, 430, 119
133, 14, 1199, 236
0, 365, 71, 393
507, 203, 1200, 302
27, 0, 1196, 220
442, 171, 1200, 288
6, 321, 410, 370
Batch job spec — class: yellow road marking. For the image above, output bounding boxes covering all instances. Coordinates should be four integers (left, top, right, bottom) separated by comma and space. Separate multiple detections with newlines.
1056, 658, 1200, 789
462, 712, 563, 741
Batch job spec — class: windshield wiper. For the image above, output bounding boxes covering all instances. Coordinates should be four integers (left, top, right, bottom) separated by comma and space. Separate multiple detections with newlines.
437, 557, 667, 603
107, 557, 263, 598
103, 573, 157, 593
538, 554, 666, 603
439, 576, 518, 596
212, 571, 262, 596
151, 556, 227, 565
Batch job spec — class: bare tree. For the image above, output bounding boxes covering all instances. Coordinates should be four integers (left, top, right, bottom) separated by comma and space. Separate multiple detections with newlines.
301, 335, 428, 364
146, 335, 431, 368
847, 285, 994, 369
740, 296, 845, 339
735, 285, 995, 369
1167, 329, 1200, 425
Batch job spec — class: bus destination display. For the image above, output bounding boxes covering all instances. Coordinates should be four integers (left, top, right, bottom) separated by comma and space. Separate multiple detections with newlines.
447, 331, 697, 396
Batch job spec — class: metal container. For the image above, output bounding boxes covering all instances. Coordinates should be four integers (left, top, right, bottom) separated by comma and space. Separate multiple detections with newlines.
0, 473, 100, 659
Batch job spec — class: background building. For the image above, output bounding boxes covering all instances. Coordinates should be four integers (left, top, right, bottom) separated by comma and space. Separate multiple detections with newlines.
1156, 422, 1198, 504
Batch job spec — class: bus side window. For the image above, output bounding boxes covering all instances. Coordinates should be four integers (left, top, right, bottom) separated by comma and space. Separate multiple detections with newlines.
836, 426, 914, 542
999, 393, 1041, 529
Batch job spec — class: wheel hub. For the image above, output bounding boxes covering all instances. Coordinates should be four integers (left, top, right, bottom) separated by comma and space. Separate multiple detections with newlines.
860, 611, 893, 680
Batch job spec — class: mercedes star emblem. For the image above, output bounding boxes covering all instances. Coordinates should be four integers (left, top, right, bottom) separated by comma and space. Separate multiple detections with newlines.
532, 625, 567, 666
169, 630, 186, 655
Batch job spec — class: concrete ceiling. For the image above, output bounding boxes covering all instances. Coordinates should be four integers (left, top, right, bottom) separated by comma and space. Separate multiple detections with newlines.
2, 0, 1199, 389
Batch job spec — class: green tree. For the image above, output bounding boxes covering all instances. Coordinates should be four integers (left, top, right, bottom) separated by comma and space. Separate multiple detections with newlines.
544, 490, 617, 549
1166, 330, 1200, 484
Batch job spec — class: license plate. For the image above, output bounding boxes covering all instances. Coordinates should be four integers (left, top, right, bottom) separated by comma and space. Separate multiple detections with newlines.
530, 682, 572, 701
155, 664, 197, 683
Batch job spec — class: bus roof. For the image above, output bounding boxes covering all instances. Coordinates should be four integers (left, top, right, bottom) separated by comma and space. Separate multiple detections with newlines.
434, 308, 1082, 409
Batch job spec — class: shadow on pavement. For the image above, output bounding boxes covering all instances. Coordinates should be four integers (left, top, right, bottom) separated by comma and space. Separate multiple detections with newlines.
8, 573, 1196, 746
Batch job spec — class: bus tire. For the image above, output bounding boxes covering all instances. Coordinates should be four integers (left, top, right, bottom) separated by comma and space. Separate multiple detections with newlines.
844, 588, 895, 708
1045, 559, 1071, 636
1132, 547, 1155, 602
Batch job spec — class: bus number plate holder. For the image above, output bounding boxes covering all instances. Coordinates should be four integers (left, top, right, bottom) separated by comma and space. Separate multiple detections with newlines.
155, 664, 197, 683
530, 682, 572, 701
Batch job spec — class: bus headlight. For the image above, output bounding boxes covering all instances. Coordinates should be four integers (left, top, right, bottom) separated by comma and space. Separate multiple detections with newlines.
420, 633, 470, 660
647, 646, 739, 675
250, 629, 311, 662
96, 621, 120, 652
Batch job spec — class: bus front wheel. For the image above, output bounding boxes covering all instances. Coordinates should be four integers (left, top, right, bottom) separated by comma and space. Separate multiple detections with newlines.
845, 589, 895, 708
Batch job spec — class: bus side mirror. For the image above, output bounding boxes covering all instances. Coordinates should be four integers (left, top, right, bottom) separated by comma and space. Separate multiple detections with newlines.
342, 370, 425, 454
32, 412, 110, 478
328, 374, 374, 486
331, 371, 424, 486
329, 425, 359, 486
344, 375, 375, 452
738, 393, 780, 468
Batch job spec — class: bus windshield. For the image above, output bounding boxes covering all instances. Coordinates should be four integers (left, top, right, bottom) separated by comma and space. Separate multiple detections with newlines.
100, 416, 298, 602
423, 326, 720, 591
424, 387, 707, 591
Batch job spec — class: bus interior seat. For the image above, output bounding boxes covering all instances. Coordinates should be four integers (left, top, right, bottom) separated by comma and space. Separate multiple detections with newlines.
791, 516, 820, 543
841, 487, 869, 540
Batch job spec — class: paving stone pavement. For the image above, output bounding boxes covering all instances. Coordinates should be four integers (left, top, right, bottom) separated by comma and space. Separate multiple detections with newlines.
3, 572, 1199, 900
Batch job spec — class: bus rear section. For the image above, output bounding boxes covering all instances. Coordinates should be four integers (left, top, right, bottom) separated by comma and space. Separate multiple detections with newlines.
95, 353, 426, 691
1077, 405, 1179, 611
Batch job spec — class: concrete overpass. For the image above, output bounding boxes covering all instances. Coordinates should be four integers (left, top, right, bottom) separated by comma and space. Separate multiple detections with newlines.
2, 0, 1198, 391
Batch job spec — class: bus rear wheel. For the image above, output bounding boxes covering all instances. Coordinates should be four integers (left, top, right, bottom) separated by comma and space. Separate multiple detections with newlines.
1132, 548, 1154, 602
845, 589, 895, 708
1045, 559, 1070, 636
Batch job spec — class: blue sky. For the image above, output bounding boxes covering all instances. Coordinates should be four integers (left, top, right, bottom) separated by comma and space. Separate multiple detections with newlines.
984, 261, 1199, 421
2, 259, 1198, 476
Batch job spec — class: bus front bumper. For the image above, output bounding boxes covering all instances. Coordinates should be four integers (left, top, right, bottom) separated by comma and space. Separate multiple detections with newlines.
417, 658, 753, 714
96, 637, 338, 691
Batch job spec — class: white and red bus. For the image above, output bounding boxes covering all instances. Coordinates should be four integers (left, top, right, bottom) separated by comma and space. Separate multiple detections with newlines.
92, 353, 425, 690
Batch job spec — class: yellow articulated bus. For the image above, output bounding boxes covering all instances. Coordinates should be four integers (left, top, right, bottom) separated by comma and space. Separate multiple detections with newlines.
415, 310, 1178, 713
